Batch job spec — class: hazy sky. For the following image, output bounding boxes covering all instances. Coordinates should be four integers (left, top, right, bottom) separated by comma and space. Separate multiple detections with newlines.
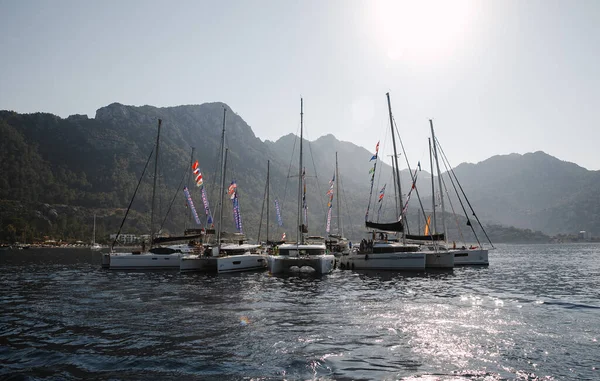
1, 0, 599, 169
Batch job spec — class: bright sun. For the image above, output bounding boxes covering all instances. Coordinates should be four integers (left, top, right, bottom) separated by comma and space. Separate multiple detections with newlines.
370, 0, 474, 63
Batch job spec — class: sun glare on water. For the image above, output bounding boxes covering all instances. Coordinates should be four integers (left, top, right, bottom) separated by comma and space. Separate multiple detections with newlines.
370, 0, 475, 63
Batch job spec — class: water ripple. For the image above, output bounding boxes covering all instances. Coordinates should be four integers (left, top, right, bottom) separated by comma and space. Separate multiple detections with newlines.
1, 245, 599, 380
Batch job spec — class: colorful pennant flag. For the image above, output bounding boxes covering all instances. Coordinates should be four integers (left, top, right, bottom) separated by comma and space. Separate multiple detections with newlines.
326, 171, 335, 233
232, 192, 243, 233
183, 186, 201, 225
378, 184, 386, 202
326, 207, 332, 233
369, 141, 380, 161
228, 181, 237, 199
191, 160, 203, 187
201, 186, 213, 225
275, 199, 283, 227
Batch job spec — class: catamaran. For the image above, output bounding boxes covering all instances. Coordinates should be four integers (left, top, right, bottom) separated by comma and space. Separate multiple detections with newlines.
267, 99, 335, 275
180, 107, 267, 273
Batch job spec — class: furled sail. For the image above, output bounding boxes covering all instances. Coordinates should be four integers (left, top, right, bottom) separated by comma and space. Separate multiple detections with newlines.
365, 219, 403, 232
405, 233, 445, 241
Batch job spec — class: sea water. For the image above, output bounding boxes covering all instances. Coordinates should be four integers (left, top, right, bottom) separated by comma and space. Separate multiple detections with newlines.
1, 244, 599, 380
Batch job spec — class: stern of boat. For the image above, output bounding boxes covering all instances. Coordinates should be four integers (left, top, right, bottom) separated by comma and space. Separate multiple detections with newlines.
454, 249, 489, 265
101, 253, 110, 268
425, 251, 455, 268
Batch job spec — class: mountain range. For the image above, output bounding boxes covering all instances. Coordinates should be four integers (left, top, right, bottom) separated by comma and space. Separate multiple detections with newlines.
1, 101, 597, 244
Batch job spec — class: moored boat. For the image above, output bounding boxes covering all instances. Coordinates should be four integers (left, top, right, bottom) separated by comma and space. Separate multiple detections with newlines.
426, 119, 493, 266
90, 214, 102, 251
269, 242, 334, 274
325, 153, 351, 258
339, 240, 424, 271
342, 93, 431, 272
179, 108, 267, 274
181, 237, 267, 274
267, 99, 335, 275
104, 118, 205, 270
452, 247, 489, 265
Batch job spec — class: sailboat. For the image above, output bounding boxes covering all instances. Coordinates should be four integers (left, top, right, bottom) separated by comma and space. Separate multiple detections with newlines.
103, 119, 199, 270
339, 92, 426, 271
427, 120, 492, 265
90, 213, 102, 251
325, 152, 351, 258
180, 108, 267, 273
267, 99, 335, 275
257, 160, 285, 253
405, 131, 456, 268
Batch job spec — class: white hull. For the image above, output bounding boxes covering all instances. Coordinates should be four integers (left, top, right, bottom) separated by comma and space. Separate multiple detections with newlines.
217, 253, 268, 273
453, 248, 489, 265
180, 255, 217, 272
106, 252, 181, 269
180, 253, 268, 273
424, 250, 455, 268
268, 254, 335, 274
91, 244, 102, 251
339, 252, 426, 271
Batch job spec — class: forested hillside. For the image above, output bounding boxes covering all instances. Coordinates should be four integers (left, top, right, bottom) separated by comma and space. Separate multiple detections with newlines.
1, 102, 595, 244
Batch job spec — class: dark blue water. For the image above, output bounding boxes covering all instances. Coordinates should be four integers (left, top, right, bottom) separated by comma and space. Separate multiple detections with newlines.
1, 244, 599, 380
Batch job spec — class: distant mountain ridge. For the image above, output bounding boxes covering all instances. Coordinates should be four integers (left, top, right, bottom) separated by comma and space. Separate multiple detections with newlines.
0, 102, 598, 243
451, 151, 600, 234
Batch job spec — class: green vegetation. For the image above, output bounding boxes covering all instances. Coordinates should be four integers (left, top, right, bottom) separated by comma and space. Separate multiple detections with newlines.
0, 103, 597, 244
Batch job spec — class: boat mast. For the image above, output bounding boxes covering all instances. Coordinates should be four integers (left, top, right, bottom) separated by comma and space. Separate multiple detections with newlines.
217, 108, 227, 250
335, 152, 342, 237
386, 93, 405, 244
93, 213, 96, 244
389, 154, 400, 219
297, 98, 304, 245
150, 118, 162, 248
430, 119, 448, 241
185, 147, 195, 231
257, 160, 268, 244
428, 137, 437, 235
266, 160, 270, 244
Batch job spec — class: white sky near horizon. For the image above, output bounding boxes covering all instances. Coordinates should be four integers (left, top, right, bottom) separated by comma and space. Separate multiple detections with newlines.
1, 0, 599, 170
